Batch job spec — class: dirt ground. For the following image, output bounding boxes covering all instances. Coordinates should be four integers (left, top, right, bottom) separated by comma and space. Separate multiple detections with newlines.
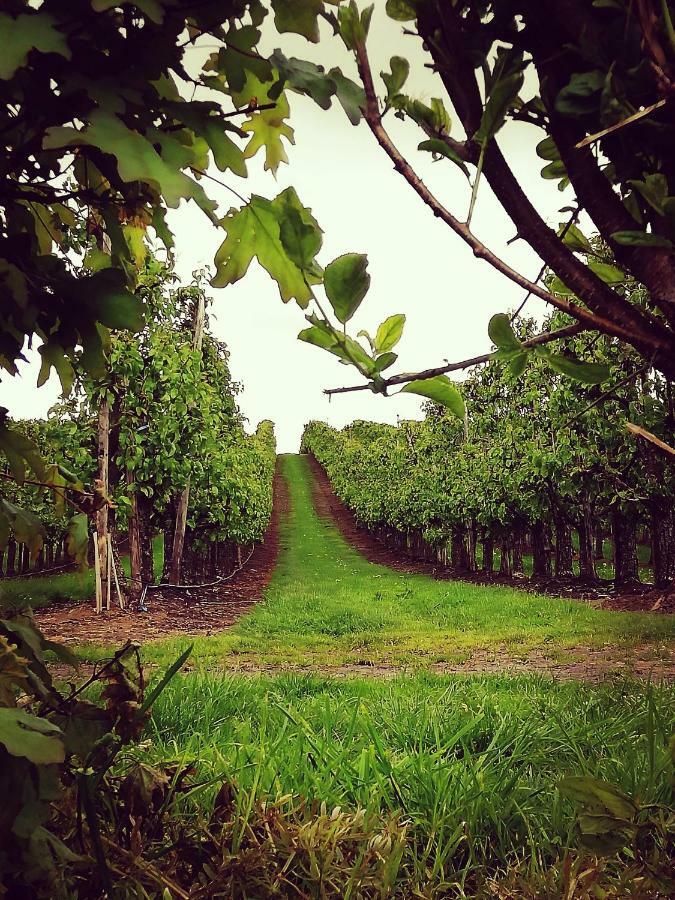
306, 456, 675, 614
36, 469, 288, 646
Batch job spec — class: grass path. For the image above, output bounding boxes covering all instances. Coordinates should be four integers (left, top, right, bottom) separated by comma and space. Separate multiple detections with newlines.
136, 454, 674, 677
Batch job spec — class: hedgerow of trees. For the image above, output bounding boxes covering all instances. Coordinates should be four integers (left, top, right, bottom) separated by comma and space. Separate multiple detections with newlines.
303, 313, 675, 589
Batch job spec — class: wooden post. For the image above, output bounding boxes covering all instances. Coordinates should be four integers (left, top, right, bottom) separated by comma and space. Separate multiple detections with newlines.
109, 533, 124, 609
127, 468, 143, 603
93, 536, 102, 614
169, 292, 205, 585
96, 395, 110, 611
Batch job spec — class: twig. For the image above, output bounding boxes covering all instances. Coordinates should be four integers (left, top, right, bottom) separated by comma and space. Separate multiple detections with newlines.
626, 422, 675, 459
146, 544, 256, 592
324, 323, 585, 396
575, 99, 667, 149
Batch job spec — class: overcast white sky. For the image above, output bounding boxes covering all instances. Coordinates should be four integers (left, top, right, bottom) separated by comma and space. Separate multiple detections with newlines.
2, 4, 570, 452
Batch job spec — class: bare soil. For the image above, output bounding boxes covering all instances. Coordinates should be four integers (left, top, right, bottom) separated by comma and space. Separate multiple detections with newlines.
36, 468, 288, 646
306, 456, 675, 613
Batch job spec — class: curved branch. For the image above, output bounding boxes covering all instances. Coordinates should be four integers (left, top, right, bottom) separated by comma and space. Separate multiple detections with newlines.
352, 38, 670, 356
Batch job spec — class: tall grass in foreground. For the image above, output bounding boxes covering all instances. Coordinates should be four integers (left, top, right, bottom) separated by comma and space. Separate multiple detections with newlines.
146, 672, 675, 891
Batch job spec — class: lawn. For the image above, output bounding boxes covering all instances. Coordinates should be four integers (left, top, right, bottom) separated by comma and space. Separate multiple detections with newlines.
121, 454, 674, 671
142, 670, 675, 894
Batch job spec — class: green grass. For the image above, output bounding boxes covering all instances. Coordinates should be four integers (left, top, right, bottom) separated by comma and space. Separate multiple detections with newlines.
115, 454, 674, 671
144, 671, 675, 891
0, 535, 164, 611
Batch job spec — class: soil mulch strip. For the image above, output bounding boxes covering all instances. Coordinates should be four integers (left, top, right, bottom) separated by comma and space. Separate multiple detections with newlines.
36, 467, 288, 646
307, 456, 675, 614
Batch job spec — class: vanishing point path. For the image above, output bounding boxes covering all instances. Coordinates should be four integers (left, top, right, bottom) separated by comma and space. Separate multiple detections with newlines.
141, 454, 675, 681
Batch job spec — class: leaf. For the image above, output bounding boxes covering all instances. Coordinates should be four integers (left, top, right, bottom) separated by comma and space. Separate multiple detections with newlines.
278, 204, 323, 272
418, 140, 470, 178
374, 314, 406, 353
0, 500, 45, 556
386, 0, 417, 20
611, 230, 673, 248
382, 56, 410, 101
475, 66, 524, 145
66, 513, 89, 570
401, 376, 465, 420
372, 351, 398, 373
0, 12, 72, 80
240, 80, 295, 174
555, 70, 604, 116
271, 0, 324, 42
561, 223, 592, 254
44, 109, 218, 218
298, 325, 338, 350
91, 0, 165, 24
338, 1, 373, 50
83, 269, 145, 330
557, 776, 637, 820
488, 313, 522, 352
508, 350, 529, 378
0, 425, 45, 483
213, 190, 321, 306
545, 352, 610, 384
324, 253, 371, 324
588, 259, 626, 284
271, 51, 335, 110
628, 174, 668, 215
0, 708, 64, 764
328, 68, 366, 125
536, 136, 559, 161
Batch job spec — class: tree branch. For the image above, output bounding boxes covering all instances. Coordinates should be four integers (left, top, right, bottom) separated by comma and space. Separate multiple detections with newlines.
351, 38, 670, 355
324, 323, 586, 397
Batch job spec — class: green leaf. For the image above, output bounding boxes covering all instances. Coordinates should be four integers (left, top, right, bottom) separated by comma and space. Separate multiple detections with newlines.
338, 1, 373, 50
588, 259, 626, 284
0, 12, 72, 80
374, 313, 406, 353
237, 75, 295, 174
611, 230, 673, 248
508, 350, 529, 378
557, 776, 637, 820
38, 340, 75, 396
560, 223, 592, 253
298, 325, 338, 350
66, 513, 89, 570
139, 645, 193, 715
0, 708, 64, 765
555, 70, 604, 116
271, 51, 336, 110
385, 0, 417, 20
44, 110, 218, 219
475, 67, 524, 145
401, 376, 465, 420
0, 499, 45, 556
545, 352, 610, 384
488, 313, 522, 352
0, 425, 45, 483
627, 174, 669, 215
382, 56, 410, 101
84, 269, 145, 331
536, 136, 559, 161
213, 190, 321, 306
271, 0, 324, 42
372, 351, 398, 373
324, 253, 371, 324
418, 140, 470, 178
328, 68, 366, 125
279, 206, 323, 272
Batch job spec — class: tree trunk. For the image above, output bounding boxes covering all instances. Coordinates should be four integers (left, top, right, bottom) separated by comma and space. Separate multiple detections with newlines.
482, 536, 494, 574
20, 544, 30, 574
577, 498, 597, 582
96, 395, 110, 610
594, 526, 605, 560
511, 527, 524, 574
612, 509, 640, 587
554, 519, 574, 578
138, 494, 154, 585
162, 528, 173, 582
6, 539, 16, 577
651, 504, 674, 589
451, 524, 468, 571
0, 547, 4, 578
531, 521, 551, 578
168, 292, 205, 585
466, 520, 477, 572
126, 468, 143, 603
499, 535, 512, 577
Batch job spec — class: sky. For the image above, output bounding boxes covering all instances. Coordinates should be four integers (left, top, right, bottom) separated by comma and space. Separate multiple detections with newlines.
2, 4, 570, 453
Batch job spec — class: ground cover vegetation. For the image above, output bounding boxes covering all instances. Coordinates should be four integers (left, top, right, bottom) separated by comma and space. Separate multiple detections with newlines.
117, 455, 674, 673
2, 0, 675, 895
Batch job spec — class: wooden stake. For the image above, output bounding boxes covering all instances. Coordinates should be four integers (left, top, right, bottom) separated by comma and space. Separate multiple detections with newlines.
96, 395, 110, 610
109, 533, 124, 609
93, 536, 102, 614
